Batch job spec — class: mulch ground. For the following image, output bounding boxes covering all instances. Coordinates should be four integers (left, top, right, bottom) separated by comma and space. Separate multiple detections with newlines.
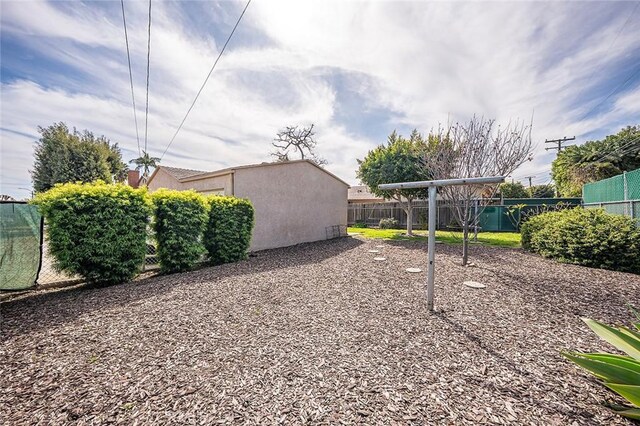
2, 237, 639, 425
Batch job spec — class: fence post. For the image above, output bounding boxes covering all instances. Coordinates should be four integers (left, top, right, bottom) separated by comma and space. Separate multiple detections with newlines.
624, 171, 628, 201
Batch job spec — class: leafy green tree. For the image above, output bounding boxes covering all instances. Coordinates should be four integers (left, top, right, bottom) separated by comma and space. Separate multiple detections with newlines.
500, 182, 529, 198
130, 151, 161, 183
552, 125, 640, 197
357, 129, 431, 235
32, 122, 128, 193
530, 184, 555, 198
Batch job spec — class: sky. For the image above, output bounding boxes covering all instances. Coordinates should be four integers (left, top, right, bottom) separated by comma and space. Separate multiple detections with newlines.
1, 0, 640, 199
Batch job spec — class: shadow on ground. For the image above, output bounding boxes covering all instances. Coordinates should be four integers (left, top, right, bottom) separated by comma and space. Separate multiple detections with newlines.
1, 237, 363, 339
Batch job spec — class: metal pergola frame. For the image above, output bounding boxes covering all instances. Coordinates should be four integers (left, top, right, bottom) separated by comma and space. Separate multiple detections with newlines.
379, 176, 505, 311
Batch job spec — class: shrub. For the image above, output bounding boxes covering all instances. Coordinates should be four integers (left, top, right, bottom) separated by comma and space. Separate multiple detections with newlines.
33, 181, 150, 284
352, 222, 367, 228
520, 210, 562, 250
379, 217, 399, 229
204, 196, 255, 265
151, 189, 208, 273
521, 208, 640, 273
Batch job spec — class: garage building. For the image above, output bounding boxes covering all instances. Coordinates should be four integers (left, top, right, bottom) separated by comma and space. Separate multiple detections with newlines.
146, 160, 349, 251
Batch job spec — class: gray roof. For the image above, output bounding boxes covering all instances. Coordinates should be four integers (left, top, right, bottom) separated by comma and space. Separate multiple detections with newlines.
161, 166, 207, 180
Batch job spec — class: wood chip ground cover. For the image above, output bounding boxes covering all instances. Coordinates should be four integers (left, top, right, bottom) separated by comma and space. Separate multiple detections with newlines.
1, 237, 639, 425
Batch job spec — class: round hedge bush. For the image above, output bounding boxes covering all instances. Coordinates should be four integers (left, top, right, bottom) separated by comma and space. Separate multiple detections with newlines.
151, 189, 209, 273
33, 181, 151, 284
521, 208, 640, 273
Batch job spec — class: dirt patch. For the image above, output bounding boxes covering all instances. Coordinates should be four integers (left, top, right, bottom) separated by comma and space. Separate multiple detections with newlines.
2, 237, 638, 425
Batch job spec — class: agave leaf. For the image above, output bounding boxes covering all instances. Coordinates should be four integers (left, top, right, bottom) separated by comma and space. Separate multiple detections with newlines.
579, 353, 640, 373
610, 405, 640, 420
619, 326, 640, 341
562, 352, 640, 384
604, 383, 640, 407
629, 304, 640, 321
628, 304, 640, 331
583, 318, 640, 360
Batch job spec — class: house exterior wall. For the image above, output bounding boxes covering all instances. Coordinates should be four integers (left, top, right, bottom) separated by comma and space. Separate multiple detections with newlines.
147, 168, 182, 192
182, 174, 233, 196
147, 170, 233, 196
233, 162, 348, 251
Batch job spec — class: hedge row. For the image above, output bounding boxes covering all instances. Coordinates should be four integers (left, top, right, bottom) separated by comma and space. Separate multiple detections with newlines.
521, 208, 640, 274
33, 182, 255, 284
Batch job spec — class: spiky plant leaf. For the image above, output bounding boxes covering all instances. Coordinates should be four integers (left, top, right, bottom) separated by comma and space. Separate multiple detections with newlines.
562, 352, 640, 384
604, 384, 640, 407
609, 405, 640, 420
627, 304, 640, 331
583, 318, 640, 360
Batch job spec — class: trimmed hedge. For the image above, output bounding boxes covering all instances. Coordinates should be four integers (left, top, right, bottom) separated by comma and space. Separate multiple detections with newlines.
205, 196, 255, 265
521, 208, 640, 273
33, 181, 150, 284
151, 189, 208, 273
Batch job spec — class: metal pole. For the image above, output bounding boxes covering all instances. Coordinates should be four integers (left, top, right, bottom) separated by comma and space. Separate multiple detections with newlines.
427, 186, 437, 311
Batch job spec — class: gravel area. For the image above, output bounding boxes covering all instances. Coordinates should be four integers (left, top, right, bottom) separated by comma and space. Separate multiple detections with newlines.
2, 236, 639, 425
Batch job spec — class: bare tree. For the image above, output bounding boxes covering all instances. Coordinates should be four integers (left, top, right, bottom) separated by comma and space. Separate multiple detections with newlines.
271, 124, 328, 166
1, 194, 16, 201
424, 116, 533, 265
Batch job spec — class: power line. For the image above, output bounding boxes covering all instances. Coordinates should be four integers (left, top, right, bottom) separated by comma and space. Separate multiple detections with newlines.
144, 0, 152, 153
587, 135, 640, 165
161, 0, 252, 160
576, 59, 640, 123
572, 2, 639, 113
120, 0, 141, 157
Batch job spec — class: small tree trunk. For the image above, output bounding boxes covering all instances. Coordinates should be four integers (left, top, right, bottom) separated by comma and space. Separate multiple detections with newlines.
462, 222, 469, 266
406, 202, 413, 236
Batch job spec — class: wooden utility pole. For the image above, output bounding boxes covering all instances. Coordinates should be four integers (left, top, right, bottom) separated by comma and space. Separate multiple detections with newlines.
545, 136, 575, 152
524, 176, 535, 189
524, 176, 535, 196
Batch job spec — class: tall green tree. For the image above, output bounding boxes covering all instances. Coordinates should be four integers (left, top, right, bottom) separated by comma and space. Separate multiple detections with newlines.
530, 184, 555, 198
499, 182, 529, 198
552, 125, 640, 197
357, 129, 431, 235
129, 151, 160, 184
32, 122, 128, 193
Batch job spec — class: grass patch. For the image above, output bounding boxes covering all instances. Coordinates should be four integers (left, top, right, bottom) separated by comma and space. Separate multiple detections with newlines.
347, 227, 521, 248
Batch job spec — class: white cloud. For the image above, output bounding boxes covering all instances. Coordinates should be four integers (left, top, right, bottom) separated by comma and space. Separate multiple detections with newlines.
1, 0, 639, 199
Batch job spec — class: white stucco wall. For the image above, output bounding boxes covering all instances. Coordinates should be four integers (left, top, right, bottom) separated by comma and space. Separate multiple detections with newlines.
147, 169, 233, 196
182, 174, 233, 196
233, 162, 348, 251
147, 168, 182, 192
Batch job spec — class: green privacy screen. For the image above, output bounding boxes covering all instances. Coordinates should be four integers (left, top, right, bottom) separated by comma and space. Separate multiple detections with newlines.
0, 202, 42, 290
583, 168, 640, 203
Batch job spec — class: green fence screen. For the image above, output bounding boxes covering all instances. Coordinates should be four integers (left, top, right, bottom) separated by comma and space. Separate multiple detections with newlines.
478, 198, 581, 232
583, 168, 640, 203
0, 202, 42, 290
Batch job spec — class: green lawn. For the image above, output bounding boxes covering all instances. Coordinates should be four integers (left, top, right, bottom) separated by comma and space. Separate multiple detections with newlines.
347, 227, 521, 248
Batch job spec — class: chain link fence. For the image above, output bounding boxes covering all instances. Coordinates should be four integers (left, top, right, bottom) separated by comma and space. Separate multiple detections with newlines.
1, 201, 161, 290
35, 231, 160, 287
583, 168, 640, 222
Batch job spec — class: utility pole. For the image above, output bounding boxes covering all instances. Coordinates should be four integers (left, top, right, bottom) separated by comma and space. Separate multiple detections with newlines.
545, 136, 576, 198
524, 176, 534, 189
524, 176, 535, 197
545, 136, 575, 152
